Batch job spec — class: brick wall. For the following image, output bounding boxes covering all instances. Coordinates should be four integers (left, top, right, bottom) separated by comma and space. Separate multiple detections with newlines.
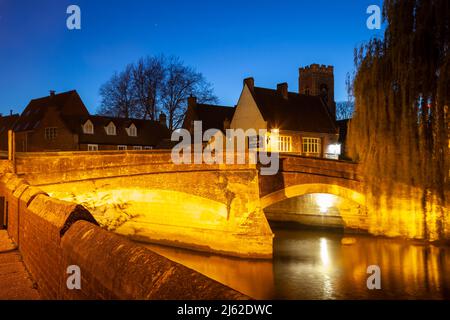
0, 174, 247, 300
15, 107, 79, 152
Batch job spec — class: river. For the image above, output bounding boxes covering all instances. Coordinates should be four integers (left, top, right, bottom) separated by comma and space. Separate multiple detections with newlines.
142, 226, 450, 299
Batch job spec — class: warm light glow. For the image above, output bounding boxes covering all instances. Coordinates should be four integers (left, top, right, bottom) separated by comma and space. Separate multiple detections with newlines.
320, 238, 330, 266
328, 143, 341, 155
315, 193, 335, 213
271, 128, 279, 133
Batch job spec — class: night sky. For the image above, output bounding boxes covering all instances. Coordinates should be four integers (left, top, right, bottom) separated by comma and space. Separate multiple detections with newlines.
0, 0, 384, 115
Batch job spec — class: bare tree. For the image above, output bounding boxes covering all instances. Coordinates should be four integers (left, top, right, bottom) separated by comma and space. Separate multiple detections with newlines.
336, 72, 355, 120
336, 101, 354, 120
161, 56, 218, 130
132, 56, 165, 120
98, 55, 218, 128
99, 64, 137, 118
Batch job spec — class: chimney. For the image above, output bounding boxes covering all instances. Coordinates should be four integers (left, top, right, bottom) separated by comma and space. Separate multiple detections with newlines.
10, 109, 13, 116
188, 95, 197, 108
277, 82, 288, 99
223, 117, 231, 130
159, 112, 167, 127
243, 77, 254, 92
49, 90, 56, 97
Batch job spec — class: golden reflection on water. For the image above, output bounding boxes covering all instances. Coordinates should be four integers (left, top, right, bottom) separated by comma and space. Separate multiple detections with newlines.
143, 243, 275, 300
142, 228, 450, 300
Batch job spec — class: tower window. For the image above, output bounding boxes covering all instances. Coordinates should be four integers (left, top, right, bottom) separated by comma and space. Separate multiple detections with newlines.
320, 84, 329, 103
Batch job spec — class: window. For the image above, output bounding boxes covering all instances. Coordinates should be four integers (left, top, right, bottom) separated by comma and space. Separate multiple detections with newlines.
302, 137, 321, 155
83, 120, 94, 134
265, 134, 292, 152
87, 144, 98, 151
117, 145, 127, 150
128, 124, 137, 136
277, 136, 292, 152
44, 127, 57, 140
144, 146, 153, 150
105, 122, 116, 135
133, 146, 142, 150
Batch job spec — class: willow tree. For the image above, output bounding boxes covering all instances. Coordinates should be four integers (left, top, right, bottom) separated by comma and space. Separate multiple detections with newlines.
347, 0, 449, 239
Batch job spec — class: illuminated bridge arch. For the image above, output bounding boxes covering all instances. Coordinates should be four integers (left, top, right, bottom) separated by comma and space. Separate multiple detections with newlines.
260, 183, 366, 209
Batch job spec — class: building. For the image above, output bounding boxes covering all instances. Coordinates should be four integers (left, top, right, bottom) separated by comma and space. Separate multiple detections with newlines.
182, 95, 235, 134
3, 90, 170, 152
230, 64, 340, 158
0, 112, 20, 152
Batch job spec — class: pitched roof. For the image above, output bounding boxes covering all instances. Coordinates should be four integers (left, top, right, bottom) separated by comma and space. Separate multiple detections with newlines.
12, 90, 170, 147
192, 103, 235, 131
0, 114, 20, 134
13, 90, 88, 132
251, 87, 337, 134
61, 115, 170, 146
0, 114, 20, 150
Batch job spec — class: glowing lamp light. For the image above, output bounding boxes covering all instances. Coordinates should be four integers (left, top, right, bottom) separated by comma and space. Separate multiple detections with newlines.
329, 143, 341, 155
315, 193, 335, 213
271, 128, 279, 134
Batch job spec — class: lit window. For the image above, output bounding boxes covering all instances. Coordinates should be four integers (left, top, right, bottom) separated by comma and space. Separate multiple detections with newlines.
265, 133, 292, 152
133, 146, 142, 150
144, 146, 153, 150
44, 127, 57, 140
87, 144, 98, 151
128, 124, 137, 136
117, 145, 127, 150
277, 135, 292, 152
302, 137, 321, 155
83, 120, 94, 134
105, 122, 116, 135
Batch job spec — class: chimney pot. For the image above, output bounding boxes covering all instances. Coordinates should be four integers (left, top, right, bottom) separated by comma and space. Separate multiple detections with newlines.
49, 90, 56, 97
188, 95, 197, 108
277, 82, 288, 99
243, 77, 254, 92
159, 112, 167, 127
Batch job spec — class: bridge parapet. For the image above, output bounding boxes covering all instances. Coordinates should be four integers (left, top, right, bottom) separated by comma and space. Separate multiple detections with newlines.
15, 150, 256, 186
259, 154, 363, 199
279, 154, 360, 180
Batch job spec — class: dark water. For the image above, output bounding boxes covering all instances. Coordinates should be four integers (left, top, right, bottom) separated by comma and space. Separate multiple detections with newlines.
143, 228, 450, 299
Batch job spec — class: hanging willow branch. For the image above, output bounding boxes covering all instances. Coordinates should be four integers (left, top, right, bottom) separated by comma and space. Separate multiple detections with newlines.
348, 0, 449, 208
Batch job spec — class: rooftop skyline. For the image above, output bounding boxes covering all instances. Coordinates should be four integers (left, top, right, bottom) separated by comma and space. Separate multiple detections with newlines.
0, 0, 383, 115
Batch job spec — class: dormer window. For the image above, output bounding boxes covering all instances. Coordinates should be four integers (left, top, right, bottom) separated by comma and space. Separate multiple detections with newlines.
127, 123, 137, 137
83, 120, 94, 134
105, 122, 116, 135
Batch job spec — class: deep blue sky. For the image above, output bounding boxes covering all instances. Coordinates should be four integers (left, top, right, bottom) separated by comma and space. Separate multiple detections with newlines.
0, 0, 383, 115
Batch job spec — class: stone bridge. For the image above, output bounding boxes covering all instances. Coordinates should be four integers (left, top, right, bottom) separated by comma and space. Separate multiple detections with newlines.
12, 151, 364, 258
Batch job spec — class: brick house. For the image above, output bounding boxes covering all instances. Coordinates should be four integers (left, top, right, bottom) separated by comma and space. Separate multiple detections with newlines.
230, 64, 340, 159
5, 90, 169, 152
181, 64, 341, 159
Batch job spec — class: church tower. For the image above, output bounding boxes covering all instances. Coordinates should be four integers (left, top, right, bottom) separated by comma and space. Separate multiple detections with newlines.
299, 64, 336, 119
